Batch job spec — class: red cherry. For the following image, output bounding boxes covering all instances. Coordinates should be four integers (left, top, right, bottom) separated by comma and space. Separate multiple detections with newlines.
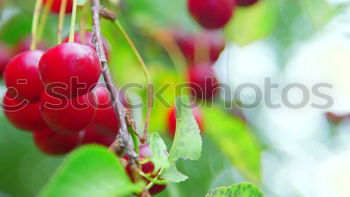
39, 42, 101, 98
167, 106, 204, 137
175, 32, 225, 64
236, 0, 258, 6
188, 63, 219, 100
63, 32, 110, 59
43, 0, 73, 14
81, 127, 115, 147
124, 144, 166, 195
188, 0, 235, 29
13, 37, 47, 54
325, 112, 350, 125
4, 50, 44, 102
39, 91, 97, 135
2, 90, 47, 131
33, 128, 80, 155
0, 44, 11, 79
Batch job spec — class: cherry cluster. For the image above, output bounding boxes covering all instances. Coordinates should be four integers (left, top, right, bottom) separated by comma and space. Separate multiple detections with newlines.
188, 0, 258, 29
1, 32, 123, 156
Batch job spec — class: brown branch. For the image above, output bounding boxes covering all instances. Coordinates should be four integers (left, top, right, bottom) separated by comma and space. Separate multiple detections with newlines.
99, 7, 117, 21
91, 0, 136, 161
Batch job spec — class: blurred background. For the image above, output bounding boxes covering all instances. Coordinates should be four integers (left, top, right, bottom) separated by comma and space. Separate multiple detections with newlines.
2, 0, 350, 196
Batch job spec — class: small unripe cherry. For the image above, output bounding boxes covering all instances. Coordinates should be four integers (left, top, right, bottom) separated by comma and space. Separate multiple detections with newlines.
124, 144, 166, 195
188, 0, 235, 29
39, 91, 97, 135
0, 44, 11, 79
188, 63, 219, 100
39, 42, 101, 98
43, 0, 73, 14
33, 128, 80, 155
167, 106, 204, 137
81, 127, 115, 147
236, 0, 258, 6
63, 32, 110, 60
2, 90, 46, 131
4, 50, 44, 102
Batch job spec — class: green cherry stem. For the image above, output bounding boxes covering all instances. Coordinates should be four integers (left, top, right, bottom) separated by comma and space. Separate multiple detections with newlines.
37, 0, 53, 41
57, 0, 68, 44
114, 20, 153, 143
68, 0, 78, 42
30, 0, 43, 50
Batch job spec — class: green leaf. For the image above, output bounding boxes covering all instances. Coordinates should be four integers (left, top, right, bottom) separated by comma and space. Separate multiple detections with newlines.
39, 146, 143, 197
149, 132, 170, 171
224, 0, 278, 46
168, 96, 202, 163
203, 107, 261, 182
77, 0, 87, 6
162, 166, 188, 183
205, 183, 264, 197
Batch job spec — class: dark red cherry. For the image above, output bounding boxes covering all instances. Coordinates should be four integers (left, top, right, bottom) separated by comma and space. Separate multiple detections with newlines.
4, 50, 44, 102
43, 0, 73, 14
39, 42, 101, 98
81, 127, 115, 147
188, 63, 219, 100
167, 105, 204, 137
2, 90, 46, 131
325, 112, 350, 125
124, 144, 166, 195
0, 44, 11, 79
33, 128, 80, 155
175, 32, 225, 64
13, 37, 47, 54
236, 0, 258, 6
39, 91, 97, 135
63, 32, 110, 59
89, 85, 130, 137
188, 0, 235, 29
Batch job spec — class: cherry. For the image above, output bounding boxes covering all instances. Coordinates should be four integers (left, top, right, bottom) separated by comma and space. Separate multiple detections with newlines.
81, 127, 115, 147
63, 32, 110, 59
188, 63, 219, 100
39, 91, 97, 135
13, 37, 46, 54
43, 0, 73, 14
4, 50, 44, 102
90, 85, 121, 137
325, 112, 349, 125
33, 128, 80, 155
124, 144, 166, 195
188, 0, 235, 29
0, 44, 11, 79
236, 0, 258, 6
2, 90, 46, 131
175, 32, 225, 64
167, 106, 204, 137
39, 42, 101, 98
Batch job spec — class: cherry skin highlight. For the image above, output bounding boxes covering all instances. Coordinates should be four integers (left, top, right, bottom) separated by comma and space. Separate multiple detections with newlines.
0, 44, 11, 79
33, 128, 80, 155
188, 63, 219, 100
63, 32, 110, 59
167, 106, 204, 137
81, 127, 115, 147
39, 42, 101, 98
43, 0, 73, 14
4, 50, 44, 102
188, 0, 235, 29
3, 90, 47, 131
124, 144, 166, 195
236, 0, 258, 6
39, 91, 97, 135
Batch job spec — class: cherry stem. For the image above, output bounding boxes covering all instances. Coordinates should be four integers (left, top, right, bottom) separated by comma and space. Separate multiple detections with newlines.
114, 20, 153, 143
145, 168, 165, 190
57, 0, 68, 44
37, 0, 53, 41
79, 2, 89, 44
31, 0, 43, 50
68, 0, 78, 42
91, 0, 137, 163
